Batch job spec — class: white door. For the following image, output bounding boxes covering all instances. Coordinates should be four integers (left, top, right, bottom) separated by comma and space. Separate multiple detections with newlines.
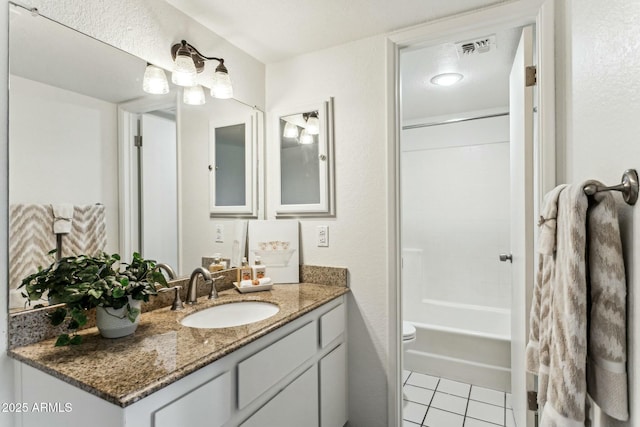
509, 25, 535, 427
140, 113, 179, 269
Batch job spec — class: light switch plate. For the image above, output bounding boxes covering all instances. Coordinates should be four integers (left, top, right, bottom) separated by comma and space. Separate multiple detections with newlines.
317, 225, 329, 247
215, 224, 224, 243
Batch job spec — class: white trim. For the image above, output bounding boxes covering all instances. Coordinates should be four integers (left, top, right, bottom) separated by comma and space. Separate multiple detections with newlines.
386, 2, 555, 426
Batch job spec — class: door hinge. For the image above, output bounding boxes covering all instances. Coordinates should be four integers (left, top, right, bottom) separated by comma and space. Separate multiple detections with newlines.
526, 65, 537, 87
134, 135, 142, 147
527, 390, 539, 411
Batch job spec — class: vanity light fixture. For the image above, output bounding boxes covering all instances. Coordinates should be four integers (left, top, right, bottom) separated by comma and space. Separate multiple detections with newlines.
142, 63, 169, 95
283, 121, 299, 139
304, 111, 320, 135
430, 72, 463, 87
171, 40, 233, 99
299, 129, 315, 145
183, 85, 206, 105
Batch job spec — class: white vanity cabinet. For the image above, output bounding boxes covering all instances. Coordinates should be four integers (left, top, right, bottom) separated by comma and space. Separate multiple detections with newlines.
14, 295, 347, 427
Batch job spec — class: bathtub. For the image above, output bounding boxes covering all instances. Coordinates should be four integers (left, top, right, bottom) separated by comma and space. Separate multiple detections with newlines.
404, 299, 512, 392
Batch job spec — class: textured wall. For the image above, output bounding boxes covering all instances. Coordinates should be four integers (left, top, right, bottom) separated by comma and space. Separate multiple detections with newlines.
266, 35, 390, 426
567, 1, 640, 425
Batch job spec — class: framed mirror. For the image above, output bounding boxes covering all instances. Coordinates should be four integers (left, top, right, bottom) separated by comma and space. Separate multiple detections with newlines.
7, 4, 264, 311
209, 112, 260, 217
274, 98, 335, 217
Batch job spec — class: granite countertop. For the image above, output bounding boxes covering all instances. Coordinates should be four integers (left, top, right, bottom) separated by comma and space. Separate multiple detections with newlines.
8, 283, 349, 408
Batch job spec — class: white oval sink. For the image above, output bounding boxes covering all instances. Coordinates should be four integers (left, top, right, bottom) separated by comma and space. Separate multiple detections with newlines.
180, 301, 279, 329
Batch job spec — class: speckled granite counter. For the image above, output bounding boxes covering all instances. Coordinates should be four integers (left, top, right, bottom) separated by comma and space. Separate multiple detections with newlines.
8, 283, 349, 408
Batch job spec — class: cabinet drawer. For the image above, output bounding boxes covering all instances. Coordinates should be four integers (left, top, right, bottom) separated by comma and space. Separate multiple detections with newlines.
154, 371, 231, 427
240, 366, 319, 427
238, 321, 316, 409
320, 303, 345, 347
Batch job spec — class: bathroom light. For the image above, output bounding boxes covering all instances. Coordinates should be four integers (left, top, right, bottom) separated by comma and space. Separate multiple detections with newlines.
304, 111, 320, 135
170, 40, 233, 99
283, 121, 299, 139
142, 63, 169, 95
183, 85, 206, 105
430, 73, 463, 87
299, 129, 314, 145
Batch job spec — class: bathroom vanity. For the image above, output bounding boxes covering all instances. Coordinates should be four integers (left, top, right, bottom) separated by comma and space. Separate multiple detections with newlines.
9, 284, 348, 427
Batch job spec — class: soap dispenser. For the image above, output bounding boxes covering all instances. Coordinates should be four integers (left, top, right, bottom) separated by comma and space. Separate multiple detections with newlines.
237, 257, 252, 283
208, 253, 224, 272
251, 256, 266, 279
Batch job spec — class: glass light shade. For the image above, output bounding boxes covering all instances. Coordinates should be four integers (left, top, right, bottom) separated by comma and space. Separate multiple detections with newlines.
299, 129, 314, 145
283, 122, 299, 138
210, 71, 233, 99
172, 54, 198, 87
142, 64, 169, 95
183, 85, 206, 105
306, 116, 320, 135
430, 73, 463, 87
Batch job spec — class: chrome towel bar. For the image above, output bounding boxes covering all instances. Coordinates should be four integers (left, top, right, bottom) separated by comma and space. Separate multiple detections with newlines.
583, 169, 638, 205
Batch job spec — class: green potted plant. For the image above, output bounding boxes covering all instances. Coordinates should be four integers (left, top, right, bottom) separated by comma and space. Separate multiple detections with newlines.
19, 252, 168, 346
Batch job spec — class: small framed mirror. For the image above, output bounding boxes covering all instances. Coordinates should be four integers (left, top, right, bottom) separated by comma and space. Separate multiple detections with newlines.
274, 97, 335, 217
209, 111, 260, 217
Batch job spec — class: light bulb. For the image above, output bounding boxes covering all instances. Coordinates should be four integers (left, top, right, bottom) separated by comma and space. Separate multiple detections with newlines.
283, 122, 299, 138
299, 129, 314, 145
172, 54, 197, 87
142, 64, 169, 95
211, 70, 233, 99
183, 85, 205, 105
306, 115, 320, 135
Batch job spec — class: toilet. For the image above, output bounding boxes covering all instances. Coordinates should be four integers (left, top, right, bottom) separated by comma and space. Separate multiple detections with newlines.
402, 321, 416, 354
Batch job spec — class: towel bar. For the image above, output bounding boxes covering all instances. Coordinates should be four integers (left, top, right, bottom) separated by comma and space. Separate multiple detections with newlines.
583, 169, 638, 205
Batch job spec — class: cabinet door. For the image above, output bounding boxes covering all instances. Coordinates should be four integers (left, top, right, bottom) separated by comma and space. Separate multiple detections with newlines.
241, 367, 318, 427
320, 343, 348, 427
153, 372, 231, 427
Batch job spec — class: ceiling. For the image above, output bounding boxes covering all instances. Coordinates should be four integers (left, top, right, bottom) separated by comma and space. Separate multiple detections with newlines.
164, 0, 511, 64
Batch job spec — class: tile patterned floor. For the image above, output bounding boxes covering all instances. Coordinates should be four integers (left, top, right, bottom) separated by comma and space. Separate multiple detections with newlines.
403, 371, 516, 427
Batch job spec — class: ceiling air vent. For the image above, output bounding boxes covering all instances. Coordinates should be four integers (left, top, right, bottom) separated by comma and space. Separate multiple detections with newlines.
455, 35, 496, 57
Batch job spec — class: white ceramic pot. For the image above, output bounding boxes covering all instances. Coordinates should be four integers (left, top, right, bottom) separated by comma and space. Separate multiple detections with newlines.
96, 297, 142, 339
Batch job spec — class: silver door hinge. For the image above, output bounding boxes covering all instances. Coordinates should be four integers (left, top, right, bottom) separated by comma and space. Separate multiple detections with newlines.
527, 390, 538, 411
134, 135, 142, 147
526, 65, 537, 87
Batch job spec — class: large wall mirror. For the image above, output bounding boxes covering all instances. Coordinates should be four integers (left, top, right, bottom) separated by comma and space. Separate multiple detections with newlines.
7, 4, 263, 311
274, 98, 335, 217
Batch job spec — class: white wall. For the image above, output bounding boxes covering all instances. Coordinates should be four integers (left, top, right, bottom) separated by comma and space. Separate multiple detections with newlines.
266, 35, 390, 426
401, 116, 511, 315
9, 75, 120, 254
562, 1, 640, 425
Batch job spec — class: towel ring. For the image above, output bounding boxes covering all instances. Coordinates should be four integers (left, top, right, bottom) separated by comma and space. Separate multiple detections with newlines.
583, 169, 638, 206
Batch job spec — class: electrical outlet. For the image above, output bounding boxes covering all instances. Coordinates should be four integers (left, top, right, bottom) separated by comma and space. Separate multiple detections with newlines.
215, 224, 224, 243
317, 225, 329, 247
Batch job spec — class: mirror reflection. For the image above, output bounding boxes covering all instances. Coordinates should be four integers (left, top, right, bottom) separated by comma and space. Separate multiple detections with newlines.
275, 99, 335, 217
7, 6, 262, 311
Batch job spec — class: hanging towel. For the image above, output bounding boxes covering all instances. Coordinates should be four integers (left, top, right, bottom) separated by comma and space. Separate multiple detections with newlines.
61, 204, 107, 258
526, 183, 629, 426
51, 203, 73, 234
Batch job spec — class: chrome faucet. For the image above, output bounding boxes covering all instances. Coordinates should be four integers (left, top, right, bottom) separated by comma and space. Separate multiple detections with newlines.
155, 263, 177, 280
186, 267, 212, 304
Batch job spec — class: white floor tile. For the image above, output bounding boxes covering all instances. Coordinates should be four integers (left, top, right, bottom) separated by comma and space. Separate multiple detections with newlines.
466, 400, 505, 425
423, 407, 464, 427
403, 401, 428, 425
436, 378, 471, 398
464, 418, 500, 427
406, 372, 439, 390
430, 391, 468, 415
470, 386, 505, 407
506, 409, 516, 427
404, 385, 435, 405
505, 393, 513, 409
403, 420, 421, 427
403, 370, 411, 384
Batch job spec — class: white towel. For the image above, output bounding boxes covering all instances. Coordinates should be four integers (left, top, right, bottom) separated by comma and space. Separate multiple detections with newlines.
526, 183, 629, 425
51, 204, 73, 234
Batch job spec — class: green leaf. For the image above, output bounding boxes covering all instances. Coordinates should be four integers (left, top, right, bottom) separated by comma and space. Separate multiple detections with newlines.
54, 334, 71, 346
127, 305, 141, 323
112, 287, 125, 298
70, 308, 87, 327
48, 307, 67, 326
88, 289, 103, 300
69, 335, 83, 345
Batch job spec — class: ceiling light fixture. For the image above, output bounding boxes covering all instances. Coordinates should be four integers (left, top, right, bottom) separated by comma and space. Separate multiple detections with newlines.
170, 39, 233, 99
183, 85, 206, 105
142, 63, 169, 95
304, 111, 320, 135
299, 129, 315, 145
430, 72, 463, 87
283, 121, 299, 139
